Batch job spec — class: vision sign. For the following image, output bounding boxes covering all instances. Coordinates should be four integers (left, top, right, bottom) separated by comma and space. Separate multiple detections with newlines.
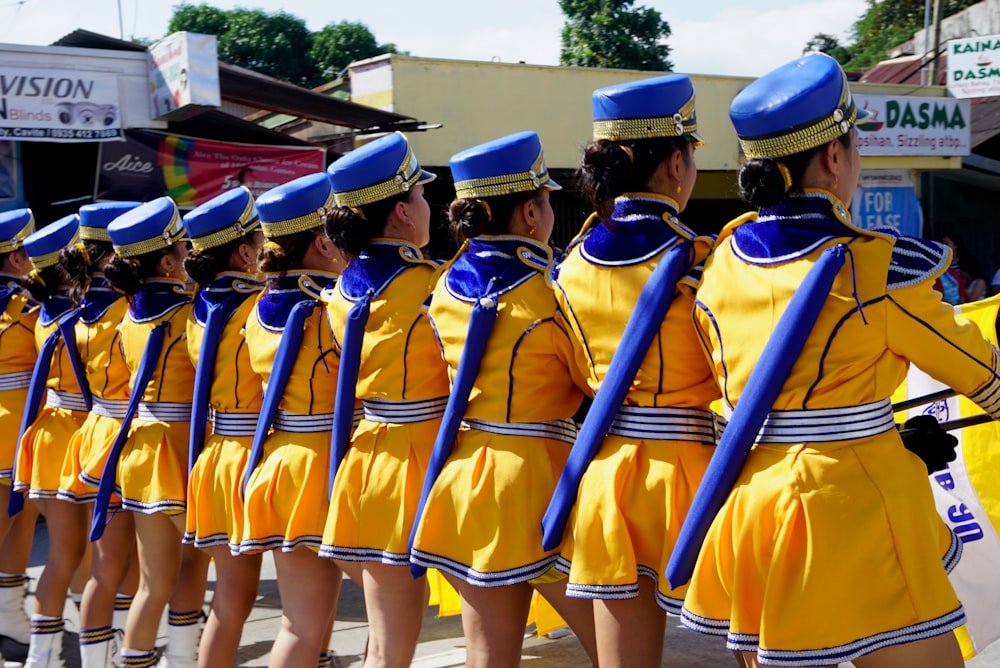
853, 94, 970, 156
947, 34, 1000, 99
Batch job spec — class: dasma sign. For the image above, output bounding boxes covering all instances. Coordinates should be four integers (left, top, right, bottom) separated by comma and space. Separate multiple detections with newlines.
947, 35, 1000, 99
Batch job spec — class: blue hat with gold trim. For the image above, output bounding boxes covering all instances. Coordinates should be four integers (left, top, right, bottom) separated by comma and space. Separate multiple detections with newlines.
78, 201, 142, 243
107, 197, 185, 259
328, 132, 436, 209
24, 214, 80, 270
183, 186, 260, 251
592, 74, 703, 145
730, 52, 872, 160
0, 208, 35, 254
450, 131, 560, 200
256, 173, 334, 239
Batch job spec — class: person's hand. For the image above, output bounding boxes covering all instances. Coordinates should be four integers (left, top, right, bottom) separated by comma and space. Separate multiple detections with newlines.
899, 415, 958, 474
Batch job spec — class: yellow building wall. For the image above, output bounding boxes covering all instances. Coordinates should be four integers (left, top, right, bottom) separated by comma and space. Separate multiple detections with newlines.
350, 55, 961, 195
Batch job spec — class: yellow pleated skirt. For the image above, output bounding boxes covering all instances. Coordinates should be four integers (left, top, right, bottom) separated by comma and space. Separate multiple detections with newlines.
115, 420, 190, 515
320, 418, 439, 565
13, 406, 87, 499
185, 434, 252, 553
239, 430, 330, 554
681, 432, 965, 666
58, 412, 122, 504
410, 426, 569, 587
558, 435, 714, 614
0, 387, 28, 484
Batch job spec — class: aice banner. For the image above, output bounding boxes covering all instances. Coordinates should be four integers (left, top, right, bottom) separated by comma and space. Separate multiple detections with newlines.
853, 94, 970, 156
0, 66, 123, 142
96, 130, 325, 208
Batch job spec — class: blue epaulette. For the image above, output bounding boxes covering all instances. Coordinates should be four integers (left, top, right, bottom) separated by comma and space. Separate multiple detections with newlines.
887, 237, 950, 291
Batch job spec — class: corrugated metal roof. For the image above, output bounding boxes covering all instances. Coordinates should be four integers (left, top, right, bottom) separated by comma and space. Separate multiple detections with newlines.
50, 29, 419, 132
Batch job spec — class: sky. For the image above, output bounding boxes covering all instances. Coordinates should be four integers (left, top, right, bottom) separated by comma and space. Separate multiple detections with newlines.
0, 0, 870, 78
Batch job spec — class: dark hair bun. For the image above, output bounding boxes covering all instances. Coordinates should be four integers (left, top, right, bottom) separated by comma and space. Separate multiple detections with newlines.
737, 159, 788, 208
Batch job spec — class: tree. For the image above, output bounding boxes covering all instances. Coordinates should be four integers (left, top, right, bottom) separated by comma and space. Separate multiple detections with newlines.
559, 0, 672, 71
803, 33, 851, 66
810, 0, 981, 71
311, 21, 402, 81
169, 4, 319, 87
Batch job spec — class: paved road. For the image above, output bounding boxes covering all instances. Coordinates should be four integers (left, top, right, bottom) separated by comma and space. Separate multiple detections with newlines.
13, 520, 1000, 667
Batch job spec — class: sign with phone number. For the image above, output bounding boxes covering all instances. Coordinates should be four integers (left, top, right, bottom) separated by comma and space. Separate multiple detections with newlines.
0, 127, 123, 141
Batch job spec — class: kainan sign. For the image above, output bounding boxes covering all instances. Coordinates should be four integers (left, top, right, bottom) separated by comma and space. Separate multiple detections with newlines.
853, 94, 970, 157
0, 66, 123, 142
947, 34, 1000, 99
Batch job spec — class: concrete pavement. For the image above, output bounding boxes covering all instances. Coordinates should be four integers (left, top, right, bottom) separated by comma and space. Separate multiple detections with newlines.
16, 520, 1000, 667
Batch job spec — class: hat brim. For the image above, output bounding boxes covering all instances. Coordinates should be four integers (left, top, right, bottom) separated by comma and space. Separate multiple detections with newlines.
687, 130, 705, 147
542, 174, 562, 191
415, 169, 437, 186
854, 105, 873, 125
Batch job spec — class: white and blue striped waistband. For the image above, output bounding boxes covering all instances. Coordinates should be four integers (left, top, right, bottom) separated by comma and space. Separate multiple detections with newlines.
210, 409, 260, 437
273, 410, 334, 433
136, 401, 191, 423
608, 405, 723, 443
362, 396, 448, 424
0, 371, 31, 392
756, 399, 895, 444
92, 397, 128, 420
462, 417, 578, 446
45, 389, 89, 412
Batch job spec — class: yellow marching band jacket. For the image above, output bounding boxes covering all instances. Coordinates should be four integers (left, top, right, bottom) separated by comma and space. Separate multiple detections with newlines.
7, 200, 1000, 645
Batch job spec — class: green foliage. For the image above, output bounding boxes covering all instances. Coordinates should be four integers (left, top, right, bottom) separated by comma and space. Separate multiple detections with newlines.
311, 21, 401, 81
167, 4, 402, 87
559, 0, 672, 71
803, 0, 980, 71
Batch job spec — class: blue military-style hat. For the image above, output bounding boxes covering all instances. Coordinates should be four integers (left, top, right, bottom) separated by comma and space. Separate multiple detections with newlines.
0, 209, 35, 254
328, 132, 436, 209
450, 131, 560, 200
183, 186, 261, 251
24, 214, 80, 270
592, 74, 703, 145
107, 197, 185, 259
256, 173, 334, 239
78, 201, 143, 242
730, 52, 872, 160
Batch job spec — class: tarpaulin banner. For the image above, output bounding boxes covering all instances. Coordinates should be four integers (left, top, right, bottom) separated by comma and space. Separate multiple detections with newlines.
95, 130, 326, 208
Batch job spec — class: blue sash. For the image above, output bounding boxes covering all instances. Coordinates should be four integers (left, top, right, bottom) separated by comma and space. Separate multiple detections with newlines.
188, 300, 229, 474
7, 325, 64, 516
407, 290, 498, 577
58, 312, 93, 411
90, 323, 166, 540
328, 290, 372, 498
665, 243, 847, 588
241, 299, 318, 496
541, 240, 693, 550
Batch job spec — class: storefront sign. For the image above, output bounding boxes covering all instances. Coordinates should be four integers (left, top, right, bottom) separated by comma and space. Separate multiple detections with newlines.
96, 130, 325, 208
947, 34, 1000, 99
148, 31, 221, 120
0, 66, 123, 142
853, 94, 970, 157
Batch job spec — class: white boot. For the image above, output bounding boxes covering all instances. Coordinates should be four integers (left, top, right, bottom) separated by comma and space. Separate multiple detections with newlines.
154, 610, 200, 668
0, 573, 30, 645
79, 626, 117, 668
23, 615, 65, 668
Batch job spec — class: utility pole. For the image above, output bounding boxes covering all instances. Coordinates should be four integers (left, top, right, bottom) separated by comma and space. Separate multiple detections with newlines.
117, 0, 124, 39
927, 0, 943, 85
921, 0, 932, 84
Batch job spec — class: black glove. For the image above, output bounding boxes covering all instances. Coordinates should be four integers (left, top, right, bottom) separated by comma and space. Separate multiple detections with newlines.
899, 415, 958, 474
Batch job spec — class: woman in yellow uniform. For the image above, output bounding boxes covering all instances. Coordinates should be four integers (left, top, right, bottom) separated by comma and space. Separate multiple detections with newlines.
181, 186, 264, 667
0, 209, 39, 660
239, 173, 347, 668
13, 213, 91, 667
321, 132, 448, 666
57, 201, 142, 667
409, 131, 597, 667
676, 53, 1000, 668
541, 75, 719, 667
98, 198, 208, 668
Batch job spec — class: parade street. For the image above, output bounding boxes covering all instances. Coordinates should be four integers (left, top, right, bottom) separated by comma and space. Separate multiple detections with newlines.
18, 521, 1000, 668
